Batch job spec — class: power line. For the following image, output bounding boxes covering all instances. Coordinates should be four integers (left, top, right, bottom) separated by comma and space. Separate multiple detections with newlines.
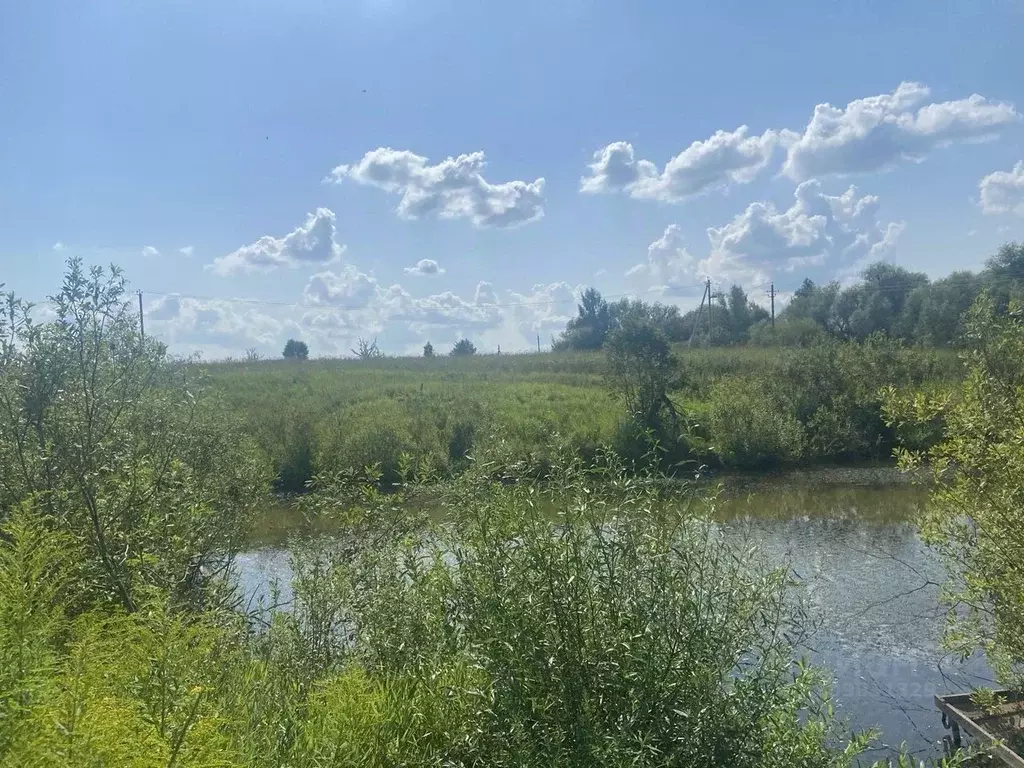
18, 269, 1024, 316
134, 282, 713, 314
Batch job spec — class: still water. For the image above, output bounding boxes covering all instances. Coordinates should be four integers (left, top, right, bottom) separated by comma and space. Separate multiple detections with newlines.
235, 468, 990, 762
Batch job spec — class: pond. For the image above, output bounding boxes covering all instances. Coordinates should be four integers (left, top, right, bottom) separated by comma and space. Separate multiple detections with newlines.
235, 467, 990, 762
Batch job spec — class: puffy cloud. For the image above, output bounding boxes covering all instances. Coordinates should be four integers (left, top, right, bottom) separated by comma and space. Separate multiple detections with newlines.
328, 148, 545, 228
507, 282, 579, 337
979, 162, 1024, 216
704, 180, 904, 282
52, 242, 65, 252
141, 245, 160, 258
146, 293, 300, 358
391, 284, 504, 332
783, 82, 1018, 181
304, 265, 381, 309
404, 258, 446, 276
628, 183, 902, 293
179, 245, 194, 258
627, 224, 700, 295
208, 208, 346, 275
302, 268, 504, 345
582, 127, 785, 202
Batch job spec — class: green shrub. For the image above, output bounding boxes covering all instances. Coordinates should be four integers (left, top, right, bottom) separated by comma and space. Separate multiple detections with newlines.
448, 419, 476, 464
707, 377, 805, 468
0, 260, 268, 611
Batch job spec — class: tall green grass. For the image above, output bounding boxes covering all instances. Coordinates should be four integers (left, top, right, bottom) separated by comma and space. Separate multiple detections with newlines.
204, 343, 963, 491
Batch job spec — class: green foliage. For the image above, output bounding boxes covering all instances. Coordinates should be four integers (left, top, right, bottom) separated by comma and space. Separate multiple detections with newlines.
707, 377, 805, 468
451, 338, 477, 356
555, 243, 1024, 351
886, 295, 1024, 691
423, 340, 434, 358
749, 317, 827, 347
605, 317, 691, 472
0, 451, 964, 767
557, 287, 613, 350
0, 259, 268, 611
283, 338, 309, 360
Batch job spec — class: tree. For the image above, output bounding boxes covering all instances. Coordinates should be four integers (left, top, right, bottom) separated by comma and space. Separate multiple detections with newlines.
605, 317, 688, 471
556, 288, 611, 350
885, 295, 1024, 691
0, 259, 266, 612
451, 338, 477, 357
351, 337, 382, 360
423, 341, 435, 358
283, 338, 309, 360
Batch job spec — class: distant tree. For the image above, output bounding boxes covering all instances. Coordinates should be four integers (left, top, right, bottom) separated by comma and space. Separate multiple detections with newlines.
556, 288, 612, 350
781, 279, 841, 333
244, 347, 261, 362
749, 318, 825, 347
606, 318, 677, 425
451, 338, 477, 357
983, 241, 1024, 311
423, 341, 435, 358
283, 338, 309, 360
722, 285, 769, 343
907, 272, 981, 345
352, 337, 382, 360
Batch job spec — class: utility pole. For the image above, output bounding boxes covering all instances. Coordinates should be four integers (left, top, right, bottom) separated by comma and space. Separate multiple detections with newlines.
688, 280, 708, 347
770, 282, 775, 328
138, 291, 145, 341
706, 277, 713, 344
537, 333, 541, 354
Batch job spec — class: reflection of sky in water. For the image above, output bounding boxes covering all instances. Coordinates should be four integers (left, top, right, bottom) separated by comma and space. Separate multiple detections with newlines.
234, 476, 990, 762
721, 515, 990, 760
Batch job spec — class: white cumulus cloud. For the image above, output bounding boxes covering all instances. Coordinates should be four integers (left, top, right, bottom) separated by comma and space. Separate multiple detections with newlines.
627, 224, 701, 295
146, 293, 300, 359
979, 162, 1024, 216
783, 82, 1018, 181
404, 258, 446, 276
704, 180, 904, 283
507, 282, 580, 337
582, 127, 786, 203
208, 208, 346, 275
328, 148, 545, 228
304, 265, 382, 309
179, 245, 194, 258
141, 245, 160, 258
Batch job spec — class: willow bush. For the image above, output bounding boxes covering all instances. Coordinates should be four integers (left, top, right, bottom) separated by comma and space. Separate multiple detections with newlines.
886, 296, 1024, 692
0, 258, 267, 610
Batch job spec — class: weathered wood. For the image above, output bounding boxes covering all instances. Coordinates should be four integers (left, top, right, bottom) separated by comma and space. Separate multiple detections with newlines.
935, 691, 1024, 766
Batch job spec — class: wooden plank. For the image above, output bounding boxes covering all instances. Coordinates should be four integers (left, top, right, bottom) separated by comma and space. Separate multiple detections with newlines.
935, 692, 1024, 767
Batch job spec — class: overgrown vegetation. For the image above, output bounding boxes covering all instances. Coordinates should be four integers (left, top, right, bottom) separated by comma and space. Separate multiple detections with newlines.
0, 260, 267, 610
208, 339, 959, 492
886, 297, 1024, 696
0, 259, 983, 765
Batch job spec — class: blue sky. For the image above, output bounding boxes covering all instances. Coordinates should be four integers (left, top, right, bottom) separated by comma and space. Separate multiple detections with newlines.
3, 0, 1024, 356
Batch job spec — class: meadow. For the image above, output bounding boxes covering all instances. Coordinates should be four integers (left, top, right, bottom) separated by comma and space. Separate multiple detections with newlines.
206, 342, 963, 492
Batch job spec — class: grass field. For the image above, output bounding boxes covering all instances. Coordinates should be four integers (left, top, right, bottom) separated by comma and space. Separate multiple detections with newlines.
205, 344, 963, 492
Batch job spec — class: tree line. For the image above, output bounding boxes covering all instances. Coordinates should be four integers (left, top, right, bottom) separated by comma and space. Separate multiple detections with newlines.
556, 242, 1024, 350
